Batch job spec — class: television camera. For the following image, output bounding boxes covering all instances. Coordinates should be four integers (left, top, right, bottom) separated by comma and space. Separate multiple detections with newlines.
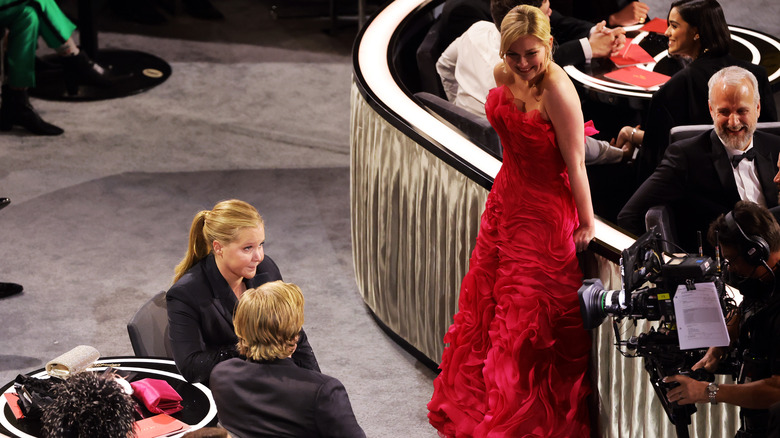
578, 227, 734, 438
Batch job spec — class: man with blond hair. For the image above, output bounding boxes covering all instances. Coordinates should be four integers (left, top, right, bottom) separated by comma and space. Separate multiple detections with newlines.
210, 281, 365, 438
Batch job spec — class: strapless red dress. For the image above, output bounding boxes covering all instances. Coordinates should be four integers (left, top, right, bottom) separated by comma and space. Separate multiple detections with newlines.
427, 86, 593, 437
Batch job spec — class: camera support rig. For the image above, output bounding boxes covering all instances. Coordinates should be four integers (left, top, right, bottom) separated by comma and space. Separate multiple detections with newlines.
580, 228, 727, 438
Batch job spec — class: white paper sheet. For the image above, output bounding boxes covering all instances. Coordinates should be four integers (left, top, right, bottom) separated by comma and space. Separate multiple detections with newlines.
673, 282, 730, 350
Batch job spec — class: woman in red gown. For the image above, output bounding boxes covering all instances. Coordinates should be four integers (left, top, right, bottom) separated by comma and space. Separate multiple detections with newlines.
427, 5, 596, 437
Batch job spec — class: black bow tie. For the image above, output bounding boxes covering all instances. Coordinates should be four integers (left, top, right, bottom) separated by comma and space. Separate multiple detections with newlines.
731, 149, 756, 168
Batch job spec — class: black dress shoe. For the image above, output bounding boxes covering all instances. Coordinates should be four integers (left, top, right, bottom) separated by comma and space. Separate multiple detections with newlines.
0, 86, 64, 136
183, 0, 224, 20
61, 52, 116, 96
0, 282, 23, 299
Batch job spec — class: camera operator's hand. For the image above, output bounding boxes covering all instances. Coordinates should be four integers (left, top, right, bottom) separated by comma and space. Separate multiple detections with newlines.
573, 224, 595, 252
692, 347, 724, 373
663, 375, 708, 405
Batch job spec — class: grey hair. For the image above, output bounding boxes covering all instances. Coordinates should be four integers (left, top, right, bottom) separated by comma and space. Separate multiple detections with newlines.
708, 66, 760, 106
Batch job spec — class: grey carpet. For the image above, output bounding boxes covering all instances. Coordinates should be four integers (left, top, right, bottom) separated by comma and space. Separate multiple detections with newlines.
0, 166, 437, 437
0, 29, 437, 438
0, 0, 777, 436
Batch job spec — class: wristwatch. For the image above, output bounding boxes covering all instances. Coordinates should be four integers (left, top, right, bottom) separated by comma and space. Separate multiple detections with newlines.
707, 382, 719, 405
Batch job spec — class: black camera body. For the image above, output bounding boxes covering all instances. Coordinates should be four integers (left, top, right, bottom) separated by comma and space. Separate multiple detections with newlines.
578, 228, 730, 435
579, 227, 723, 330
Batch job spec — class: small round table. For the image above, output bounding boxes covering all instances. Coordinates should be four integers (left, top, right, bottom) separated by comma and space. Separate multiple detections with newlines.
0, 357, 217, 438
565, 24, 780, 111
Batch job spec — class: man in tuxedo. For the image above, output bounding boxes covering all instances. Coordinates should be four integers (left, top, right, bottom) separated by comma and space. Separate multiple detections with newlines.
210, 281, 365, 438
618, 66, 780, 253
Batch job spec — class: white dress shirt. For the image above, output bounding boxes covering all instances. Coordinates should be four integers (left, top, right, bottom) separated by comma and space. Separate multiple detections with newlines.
436, 21, 501, 118
721, 137, 767, 207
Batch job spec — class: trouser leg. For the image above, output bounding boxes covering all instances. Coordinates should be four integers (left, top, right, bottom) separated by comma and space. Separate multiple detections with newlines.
1, 0, 75, 88
3, 5, 39, 88
29, 0, 75, 49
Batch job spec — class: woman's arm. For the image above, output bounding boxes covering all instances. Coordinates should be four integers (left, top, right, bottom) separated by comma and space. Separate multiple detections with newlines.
167, 281, 237, 384
544, 65, 595, 252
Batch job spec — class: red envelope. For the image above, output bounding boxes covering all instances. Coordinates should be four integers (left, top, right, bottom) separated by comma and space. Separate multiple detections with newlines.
130, 378, 183, 415
640, 17, 668, 34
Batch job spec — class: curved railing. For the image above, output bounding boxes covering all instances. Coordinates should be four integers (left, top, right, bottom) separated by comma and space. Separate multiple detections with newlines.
350, 1, 738, 436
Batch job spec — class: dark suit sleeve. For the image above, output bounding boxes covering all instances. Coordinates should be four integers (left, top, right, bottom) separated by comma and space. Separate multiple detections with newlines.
437, 0, 492, 54
550, 10, 593, 42
549, 10, 593, 66
618, 142, 689, 236
315, 378, 366, 438
167, 284, 238, 384
293, 328, 320, 372
637, 86, 677, 182
553, 40, 586, 66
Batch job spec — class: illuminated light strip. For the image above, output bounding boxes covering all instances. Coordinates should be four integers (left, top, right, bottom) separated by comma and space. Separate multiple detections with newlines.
730, 26, 780, 82
357, 0, 636, 252
731, 34, 760, 64
357, 0, 501, 178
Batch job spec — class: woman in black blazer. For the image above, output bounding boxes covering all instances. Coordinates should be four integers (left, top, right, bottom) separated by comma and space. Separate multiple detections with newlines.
617, 0, 777, 182
166, 199, 319, 384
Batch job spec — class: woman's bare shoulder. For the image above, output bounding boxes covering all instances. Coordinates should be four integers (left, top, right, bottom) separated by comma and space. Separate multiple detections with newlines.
493, 62, 514, 87
540, 62, 577, 99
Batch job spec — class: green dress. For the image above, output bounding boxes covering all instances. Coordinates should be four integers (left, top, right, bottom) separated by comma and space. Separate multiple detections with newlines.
0, 0, 76, 87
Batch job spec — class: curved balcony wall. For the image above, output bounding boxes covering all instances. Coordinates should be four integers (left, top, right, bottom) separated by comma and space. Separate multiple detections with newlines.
350, 0, 739, 435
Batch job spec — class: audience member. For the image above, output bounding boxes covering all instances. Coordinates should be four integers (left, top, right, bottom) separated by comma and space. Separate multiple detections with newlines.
617, 66, 780, 253
664, 201, 780, 437
210, 281, 366, 438
616, 0, 777, 182
436, 0, 630, 164
434, 0, 492, 61
41, 372, 136, 438
557, 0, 649, 27
166, 199, 319, 385
0, 0, 114, 136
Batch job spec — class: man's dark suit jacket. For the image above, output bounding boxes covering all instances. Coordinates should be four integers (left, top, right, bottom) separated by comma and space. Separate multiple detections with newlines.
437, 0, 593, 66
637, 54, 778, 181
166, 253, 319, 384
210, 358, 366, 438
618, 129, 780, 253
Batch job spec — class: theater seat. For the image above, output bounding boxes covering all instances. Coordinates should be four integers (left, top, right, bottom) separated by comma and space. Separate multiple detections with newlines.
645, 205, 678, 254
669, 121, 780, 143
127, 291, 173, 358
414, 91, 502, 159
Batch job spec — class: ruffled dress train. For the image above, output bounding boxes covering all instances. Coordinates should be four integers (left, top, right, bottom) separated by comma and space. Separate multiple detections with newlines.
427, 86, 593, 438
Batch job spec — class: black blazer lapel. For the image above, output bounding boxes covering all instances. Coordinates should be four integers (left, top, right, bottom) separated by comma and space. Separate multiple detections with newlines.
204, 254, 238, 327
709, 131, 741, 203
753, 134, 779, 208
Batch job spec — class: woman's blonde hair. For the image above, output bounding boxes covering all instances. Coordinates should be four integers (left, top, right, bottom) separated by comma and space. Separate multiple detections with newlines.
173, 199, 264, 283
499, 4, 553, 62
234, 281, 304, 361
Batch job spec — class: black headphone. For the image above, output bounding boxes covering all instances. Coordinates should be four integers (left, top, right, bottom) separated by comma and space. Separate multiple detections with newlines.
724, 210, 771, 267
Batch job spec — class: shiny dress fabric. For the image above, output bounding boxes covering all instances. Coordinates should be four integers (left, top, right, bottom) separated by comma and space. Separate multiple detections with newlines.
428, 86, 592, 437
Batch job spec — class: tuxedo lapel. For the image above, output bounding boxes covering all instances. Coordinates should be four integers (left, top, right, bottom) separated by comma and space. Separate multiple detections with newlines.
753, 135, 779, 208
709, 131, 740, 201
